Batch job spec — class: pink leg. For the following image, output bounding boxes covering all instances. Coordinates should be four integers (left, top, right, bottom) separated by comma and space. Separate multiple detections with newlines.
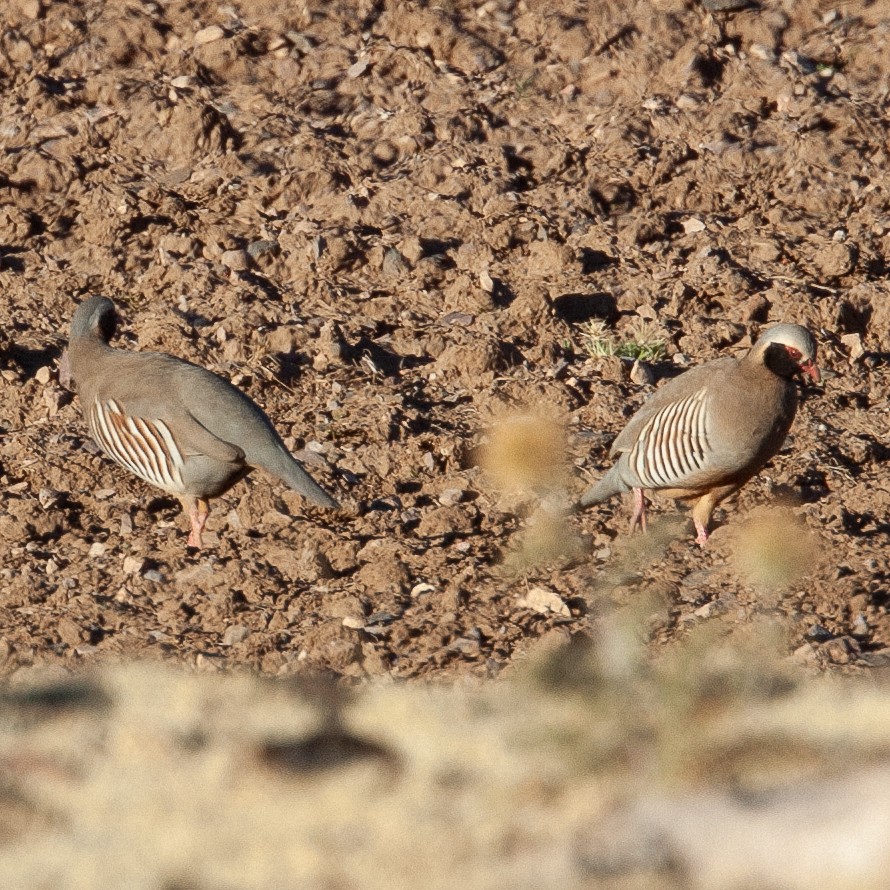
187, 499, 209, 549
58, 350, 72, 389
628, 487, 648, 534
693, 518, 709, 547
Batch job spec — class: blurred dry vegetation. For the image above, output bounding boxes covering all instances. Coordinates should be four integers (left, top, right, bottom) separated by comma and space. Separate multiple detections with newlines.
2, 626, 890, 889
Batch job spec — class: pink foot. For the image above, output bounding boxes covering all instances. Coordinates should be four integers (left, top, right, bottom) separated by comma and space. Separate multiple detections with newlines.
628, 488, 648, 534
187, 501, 209, 549
58, 350, 72, 389
694, 519, 709, 547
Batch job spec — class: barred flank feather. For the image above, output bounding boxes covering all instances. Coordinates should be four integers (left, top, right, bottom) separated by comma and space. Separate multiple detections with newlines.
626, 387, 711, 490
89, 398, 185, 493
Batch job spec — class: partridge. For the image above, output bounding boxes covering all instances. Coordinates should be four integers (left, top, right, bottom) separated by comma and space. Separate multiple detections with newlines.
66, 296, 339, 548
578, 324, 819, 545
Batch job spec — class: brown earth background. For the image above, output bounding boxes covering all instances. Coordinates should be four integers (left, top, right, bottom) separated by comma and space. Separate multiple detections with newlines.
0, 0, 889, 886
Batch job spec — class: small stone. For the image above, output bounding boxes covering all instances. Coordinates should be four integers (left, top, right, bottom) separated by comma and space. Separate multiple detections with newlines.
683, 217, 706, 234
852, 614, 869, 638
38, 488, 61, 509
35, 366, 51, 384
382, 247, 407, 278
517, 586, 571, 617
123, 556, 145, 575
17, 0, 41, 18
175, 564, 215, 586
450, 636, 480, 656
57, 617, 82, 647
806, 623, 833, 642
813, 240, 855, 279
120, 514, 133, 535
74, 645, 99, 657
247, 239, 278, 259
438, 488, 465, 507
342, 616, 365, 630
629, 359, 655, 386
221, 625, 250, 646
143, 570, 165, 583
88, 542, 107, 558
347, 59, 369, 78
840, 333, 865, 362
220, 249, 249, 271
170, 75, 192, 89
195, 25, 225, 45
749, 44, 776, 62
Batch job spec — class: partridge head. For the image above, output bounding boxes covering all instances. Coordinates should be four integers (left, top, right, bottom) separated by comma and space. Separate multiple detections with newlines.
66, 296, 339, 548
578, 323, 819, 545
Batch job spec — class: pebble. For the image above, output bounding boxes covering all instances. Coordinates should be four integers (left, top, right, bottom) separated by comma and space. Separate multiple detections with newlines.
123, 556, 145, 576
247, 239, 278, 259
694, 599, 727, 619
382, 247, 407, 278
220, 248, 249, 271
517, 586, 571, 617
749, 44, 776, 62
629, 359, 655, 386
88, 542, 107, 558
806, 623, 833, 643
840, 333, 865, 362
195, 25, 225, 45
35, 366, 51, 384
38, 488, 61, 509
222, 625, 250, 646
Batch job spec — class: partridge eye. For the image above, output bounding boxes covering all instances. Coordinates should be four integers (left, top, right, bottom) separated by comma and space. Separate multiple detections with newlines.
785, 346, 802, 360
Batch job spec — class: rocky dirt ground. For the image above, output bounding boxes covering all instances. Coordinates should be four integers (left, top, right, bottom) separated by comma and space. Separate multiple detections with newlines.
2, 0, 887, 680
1, 0, 889, 885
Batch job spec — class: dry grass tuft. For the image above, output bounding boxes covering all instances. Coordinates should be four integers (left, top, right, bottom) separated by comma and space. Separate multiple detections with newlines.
729, 506, 820, 589
502, 508, 583, 572
480, 412, 568, 494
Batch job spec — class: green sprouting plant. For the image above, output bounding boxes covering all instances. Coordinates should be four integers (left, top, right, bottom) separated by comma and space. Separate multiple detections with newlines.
579, 318, 667, 362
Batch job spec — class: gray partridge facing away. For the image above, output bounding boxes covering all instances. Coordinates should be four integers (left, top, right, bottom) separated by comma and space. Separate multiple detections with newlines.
578, 324, 820, 546
65, 296, 339, 548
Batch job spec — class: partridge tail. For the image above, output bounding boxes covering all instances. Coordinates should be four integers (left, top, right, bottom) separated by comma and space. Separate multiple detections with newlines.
263, 448, 340, 509
578, 466, 628, 508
